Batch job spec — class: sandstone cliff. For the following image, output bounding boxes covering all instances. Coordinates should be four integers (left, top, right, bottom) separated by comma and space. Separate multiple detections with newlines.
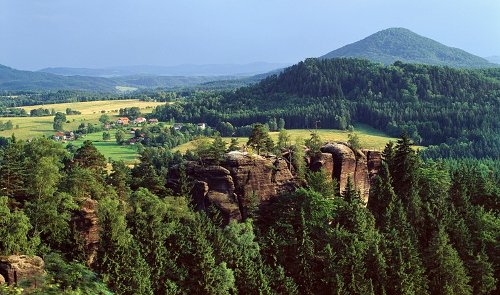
170, 143, 381, 221
169, 152, 297, 223
0, 255, 45, 288
312, 142, 381, 203
71, 198, 99, 266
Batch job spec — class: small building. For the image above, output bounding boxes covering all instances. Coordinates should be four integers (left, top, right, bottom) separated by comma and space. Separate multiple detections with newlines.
197, 123, 206, 130
173, 123, 182, 131
53, 132, 65, 141
134, 117, 147, 124
148, 118, 159, 124
53, 131, 75, 141
116, 117, 129, 125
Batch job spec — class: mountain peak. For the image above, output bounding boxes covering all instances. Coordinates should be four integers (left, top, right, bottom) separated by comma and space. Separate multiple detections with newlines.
321, 28, 494, 68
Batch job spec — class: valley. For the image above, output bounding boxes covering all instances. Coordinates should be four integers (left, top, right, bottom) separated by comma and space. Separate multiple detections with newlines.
1, 3, 499, 292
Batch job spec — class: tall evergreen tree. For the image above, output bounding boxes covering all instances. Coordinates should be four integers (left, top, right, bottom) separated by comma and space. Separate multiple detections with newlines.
425, 227, 472, 295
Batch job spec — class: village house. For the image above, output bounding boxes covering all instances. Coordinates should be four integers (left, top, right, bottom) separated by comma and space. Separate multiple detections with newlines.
53, 131, 75, 141
173, 123, 183, 131
197, 123, 206, 130
116, 117, 129, 125
148, 118, 159, 124
134, 117, 147, 124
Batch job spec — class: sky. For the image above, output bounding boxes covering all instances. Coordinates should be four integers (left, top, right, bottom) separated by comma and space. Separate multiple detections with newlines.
1, 0, 499, 70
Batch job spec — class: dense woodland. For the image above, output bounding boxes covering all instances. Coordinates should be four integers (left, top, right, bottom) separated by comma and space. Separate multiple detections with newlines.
0, 132, 498, 294
151, 58, 500, 159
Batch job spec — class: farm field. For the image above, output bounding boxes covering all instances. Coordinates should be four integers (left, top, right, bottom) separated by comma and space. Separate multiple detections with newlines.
172, 124, 411, 153
0, 99, 164, 139
71, 130, 139, 165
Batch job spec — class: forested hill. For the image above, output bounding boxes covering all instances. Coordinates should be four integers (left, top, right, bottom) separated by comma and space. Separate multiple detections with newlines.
321, 28, 495, 68
152, 58, 500, 158
0, 64, 117, 92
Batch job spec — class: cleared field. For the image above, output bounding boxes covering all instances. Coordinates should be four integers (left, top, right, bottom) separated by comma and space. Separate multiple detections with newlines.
0, 100, 164, 139
71, 130, 139, 164
18, 99, 164, 115
173, 124, 403, 153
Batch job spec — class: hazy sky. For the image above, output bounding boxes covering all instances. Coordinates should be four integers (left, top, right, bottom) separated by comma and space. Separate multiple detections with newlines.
1, 0, 499, 70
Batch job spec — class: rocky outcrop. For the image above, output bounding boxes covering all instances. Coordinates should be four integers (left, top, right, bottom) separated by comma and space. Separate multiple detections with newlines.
171, 152, 297, 223
319, 142, 374, 203
72, 198, 99, 266
174, 145, 380, 221
0, 273, 5, 285
0, 255, 44, 287
309, 152, 334, 177
364, 150, 382, 184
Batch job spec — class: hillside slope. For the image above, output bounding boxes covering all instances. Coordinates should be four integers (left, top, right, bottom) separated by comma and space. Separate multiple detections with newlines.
321, 28, 495, 68
0, 64, 117, 92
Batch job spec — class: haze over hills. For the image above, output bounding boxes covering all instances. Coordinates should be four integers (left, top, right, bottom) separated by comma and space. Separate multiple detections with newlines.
39, 62, 289, 78
2, 28, 499, 92
0, 64, 256, 92
321, 28, 496, 68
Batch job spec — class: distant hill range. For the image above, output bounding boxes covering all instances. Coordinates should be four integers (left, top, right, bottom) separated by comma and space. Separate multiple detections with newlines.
0, 64, 271, 92
39, 62, 289, 78
321, 28, 497, 68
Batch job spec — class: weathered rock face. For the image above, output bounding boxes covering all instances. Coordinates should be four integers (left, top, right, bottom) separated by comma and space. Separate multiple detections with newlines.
0, 273, 5, 284
0, 255, 44, 287
175, 146, 380, 221
320, 142, 373, 203
72, 198, 99, 266
364, 150, 382, 184
172, 152, 297, 223
309, 152, 334, 177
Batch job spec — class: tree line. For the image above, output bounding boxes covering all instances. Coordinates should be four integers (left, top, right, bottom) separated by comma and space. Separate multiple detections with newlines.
0, 131, 498, 294
151, 58, 500, 159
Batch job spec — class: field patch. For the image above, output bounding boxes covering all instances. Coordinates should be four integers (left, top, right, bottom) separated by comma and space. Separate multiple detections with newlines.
71, 130, 139, 164
0, 99, 164, 139
173, 125, 402, 153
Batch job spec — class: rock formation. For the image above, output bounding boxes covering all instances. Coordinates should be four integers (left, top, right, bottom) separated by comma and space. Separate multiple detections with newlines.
309, 143, 383, 204
0, 255, 44, 288
71, 198, 99, 266
169, 152, 297, 223
171, 144, 381, 221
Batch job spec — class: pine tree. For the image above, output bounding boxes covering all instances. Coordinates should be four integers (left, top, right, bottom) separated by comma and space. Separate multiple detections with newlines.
95, 197, 153, 295
247, 124, 274, 155
425, 227, 472, 295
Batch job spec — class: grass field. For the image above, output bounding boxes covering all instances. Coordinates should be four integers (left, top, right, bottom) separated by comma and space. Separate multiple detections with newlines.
173, 124, 402, 153
0, 100, 165, 139
72, 130, 140, 164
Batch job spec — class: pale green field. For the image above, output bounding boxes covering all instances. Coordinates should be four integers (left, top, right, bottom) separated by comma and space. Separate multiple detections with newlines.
0, 100, 164, 139
71, 130, 139, 164
173, 125, 403, 153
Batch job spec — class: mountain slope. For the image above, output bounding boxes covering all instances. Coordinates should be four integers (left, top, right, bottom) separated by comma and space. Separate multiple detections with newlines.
0, 64, 262, 92
39, 62, 288, 77
0, 64, 117, 92
321, 28, 495, 68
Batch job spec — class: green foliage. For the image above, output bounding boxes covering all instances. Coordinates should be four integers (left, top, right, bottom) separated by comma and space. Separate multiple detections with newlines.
115, 129, 126, 145
247, 124, 274, 155
53, 112, 66, 131
425, 227, 472, 295
305, 131, 322, 156
322, 28, 495, 68
348, 132, 361, 151
0, 196, 36, 255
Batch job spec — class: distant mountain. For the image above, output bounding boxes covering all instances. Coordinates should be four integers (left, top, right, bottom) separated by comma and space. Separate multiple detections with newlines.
39, 62, 289, 77
0, 63, 265, 92
321, 28, 496, 68
0, 64, 116, 91
485, 56, 500, 64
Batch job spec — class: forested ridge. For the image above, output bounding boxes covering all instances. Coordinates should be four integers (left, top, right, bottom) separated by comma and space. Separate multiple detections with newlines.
152, 58, 500, 159
0, 133, 498, 294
